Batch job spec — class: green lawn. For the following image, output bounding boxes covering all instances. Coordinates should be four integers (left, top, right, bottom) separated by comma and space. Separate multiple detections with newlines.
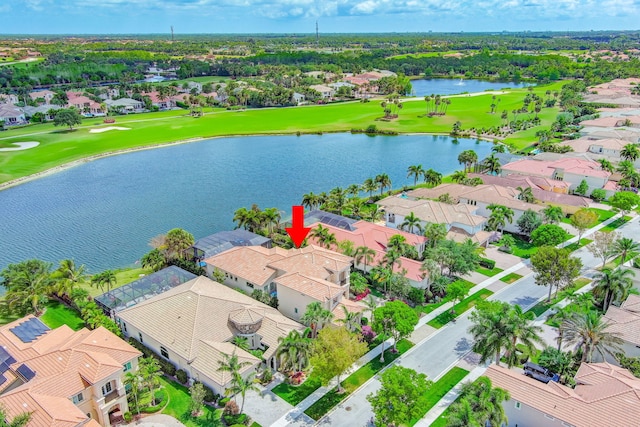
528, 277, 592, 317
499, 273, 523, 284
427, 289, 493, 329
475, 266, 504, 277
502, 234, 537, 259
80, 267, 151, 297
0, 83, 562, 185
271, 371, 323, 406
304, 339, 413, 420
159, 377, 222, 427
600, 216, 631, 233
40, 300, 85, 330
408, 367, 470, 426
564, 238, 593, 252
414, 279, 475, 316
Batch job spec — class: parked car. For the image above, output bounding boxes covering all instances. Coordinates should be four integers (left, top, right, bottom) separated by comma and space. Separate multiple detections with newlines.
523, 362, 560, 384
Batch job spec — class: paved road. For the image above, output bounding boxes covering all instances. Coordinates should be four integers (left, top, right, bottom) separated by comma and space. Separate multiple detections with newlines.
322, 215, 639, 427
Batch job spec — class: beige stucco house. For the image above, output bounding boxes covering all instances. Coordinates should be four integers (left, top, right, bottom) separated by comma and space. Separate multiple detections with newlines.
0, 316, 140, 427
117, 276, 304, 393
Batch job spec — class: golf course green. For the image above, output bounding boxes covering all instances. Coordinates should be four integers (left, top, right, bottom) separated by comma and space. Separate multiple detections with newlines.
0, 82, 563, 187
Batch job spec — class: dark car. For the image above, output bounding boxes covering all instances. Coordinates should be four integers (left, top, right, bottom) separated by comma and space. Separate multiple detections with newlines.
523, 362, 560, 384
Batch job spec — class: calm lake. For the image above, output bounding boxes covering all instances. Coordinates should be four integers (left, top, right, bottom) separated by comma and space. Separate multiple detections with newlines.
0, 133, 492, 274
410, 78, 531, 97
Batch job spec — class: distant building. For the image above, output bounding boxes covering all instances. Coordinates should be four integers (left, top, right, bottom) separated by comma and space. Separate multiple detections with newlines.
104, 98, 145, 114
0, 104, 26, 126
309, 84, 335, 99
22, 104, 62, 122
191, 229, 271, 261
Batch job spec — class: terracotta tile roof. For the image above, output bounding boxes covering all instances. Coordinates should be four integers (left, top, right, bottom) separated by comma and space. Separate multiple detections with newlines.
117, 276, 303, 382
205, 246, 284, 286
485, 363, 640, 427
564, 137, 629, 153
604, 295, 640, 346
276, 272, 345, 302
377, 196, 487, 227
446, 228, 493, 245
502, 158, 611, 179
190, 341, 258, 387
0, 316, 140, 427
580, 116, 627, 127
331, 299, 365, 322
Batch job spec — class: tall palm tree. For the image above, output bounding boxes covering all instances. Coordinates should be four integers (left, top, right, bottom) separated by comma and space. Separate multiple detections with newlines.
561, 311, 624, 362
598, 158, 614, 173
487, 204, 514, 233
516, 186, 535, 203
5, 261, 53, 316
446, 399, 480, 427
424, 222, 448, 248
503, 306, 544, 368
139, 357, 162, 406
399, 212, 423, 234
328, 187, 347, 213
262, 207, 281, 235
468, 302, 513, 366
124, 371, 143, 415
302, 192, 320, 210
301, 302, 332, 338
482, 153, 502, 175
218, 351, 251, 401
457, 150, 478, 173
229, 371, 260, 414
451, 170, 467, 184
542, 205, 563, 224
165, 228, 195, 260
276, 328, 313, 373
592, 268, 636, 312
309, 224, 333, 248
423, 168, 443, 187
338, 305, 360, 332
347, 198, 365, 218
362, 178, 378, 199
233, 207, 252, 230
621, 143, 640, 162
611, 237, 640, 266
354, 246, 376, 271
363, 205, 384, 223
346, 184, 361, 198
375, 173, 392, 196
52, 259, 87, 300
407, 164, 424, 186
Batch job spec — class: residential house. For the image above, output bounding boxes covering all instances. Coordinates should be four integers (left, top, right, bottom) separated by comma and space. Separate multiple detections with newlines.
116, 276, 304, 393
28, 90, 55, 104
0, 316, 140, 427
204, 245, 361, 323
67, 94, 104, 116
580, 127, 640, 143
408, 184, 544, 234
22, 104, 62, 122
104, 98, 145, 114
377, 195, 490, 245
0, 94, 19, 105
485, 362, 640, 427
309, 84, 335, 99
603, 294, 640, 360
191, 229, 271, 261
501, 157, 611, 195
0, 105, 26, 126
292, 92, 306, 105
306, 218, 430, 288
468, 173, 590, 213
562, 137, 640, 168
144, 92, 175, 110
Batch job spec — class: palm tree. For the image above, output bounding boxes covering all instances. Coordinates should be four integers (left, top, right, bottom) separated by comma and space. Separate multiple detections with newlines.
451, 170, 467, 184
354, 246, 376, 271
0, 405, 31, 427
346, 184, 361, 198
561, 311, 624, 362
347, 198, 365, 218
446, 398, 481, 427
399, 212, 423, 234
338, 305, 360, 332
262, 207, 281, 235
407, 164, 424, 186
542, 205, 564, 224
487, 204, 514, 233
328, 187, 347, 213
124, 371, 143, 415
233, 207, 252, 230
621, 143, 640, 162
516, 186, 535, 203
375, 173, 392, 196
141, 248, 165, 272
482, 153, 502, 175
165, 228, 195, 260
229, 371, 260, 414
309, 224, 335, 249
503, 306, 544, 368
592, 268, 636, 312
423, 168, 443, 187
5, 262, 53, 316
363, 205, 385, 223
302, 192, 320, 210
139, 357, 162, 406
598, 158, 614, 173
52, 259, 87, 300
301, 302, 332, 338
468, 302, 513, 366
362, 178, 378, 199
276, 328, 313, 373
611, 237, 640, 266
364, 296, 378, 322
218, 351, 251, 400
457, 150, 478, 172
232, 336, 250, 352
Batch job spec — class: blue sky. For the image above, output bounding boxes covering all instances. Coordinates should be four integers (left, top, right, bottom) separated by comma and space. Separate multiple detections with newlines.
4, 0, 640, 34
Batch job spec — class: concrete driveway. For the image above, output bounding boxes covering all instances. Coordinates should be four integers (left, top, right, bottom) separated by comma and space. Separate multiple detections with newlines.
124, 414, 186, 427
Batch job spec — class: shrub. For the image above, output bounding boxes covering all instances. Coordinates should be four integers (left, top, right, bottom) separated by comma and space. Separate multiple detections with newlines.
224, 400, 240, 416
361, 325, 377, 343
219, 397, 230, 407
531, 224, 569, 247
176, 369, 188, 384
123, 412, 133, 423
590, 188, 607, 202
223, 413, 249, 426
479, 258, 496, 269
408, 287, 426, 304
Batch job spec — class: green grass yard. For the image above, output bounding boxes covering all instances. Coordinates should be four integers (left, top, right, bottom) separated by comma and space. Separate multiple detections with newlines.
271, 371, 323, 406
40, 300, 85, 330
499, 273, 523, 284
475, 265, 504, 277
304, 339, 413, 420
0, 84, 562, 185
408, 367, 470, 426
427, 289, 493, 328
564, 238, 593, 252
414, 279, 475, 317
159, 377, 222, 427
600, 216, 631, 233
528, 277, 592, 317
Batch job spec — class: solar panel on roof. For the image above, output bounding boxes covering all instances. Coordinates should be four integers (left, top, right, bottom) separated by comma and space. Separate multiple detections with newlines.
0, 375, 6, 386
9, 328, 33, 343
0, 348, 16, 366
16, 364, 35, 381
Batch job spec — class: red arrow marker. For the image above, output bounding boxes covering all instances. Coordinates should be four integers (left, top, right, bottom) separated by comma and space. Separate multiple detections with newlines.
286, 205, 311, 248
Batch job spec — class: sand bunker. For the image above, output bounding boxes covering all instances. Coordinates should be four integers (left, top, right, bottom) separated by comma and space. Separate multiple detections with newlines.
89, 126, 131, 134
0, 142, 40, 151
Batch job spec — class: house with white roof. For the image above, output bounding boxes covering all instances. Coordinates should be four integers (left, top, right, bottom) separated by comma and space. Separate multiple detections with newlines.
104, 98, 145, 114
0, 104, 26, 126
309, 84, 335, 99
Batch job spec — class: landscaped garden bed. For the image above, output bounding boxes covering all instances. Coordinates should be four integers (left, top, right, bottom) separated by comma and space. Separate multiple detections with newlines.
272, 371, 323, 406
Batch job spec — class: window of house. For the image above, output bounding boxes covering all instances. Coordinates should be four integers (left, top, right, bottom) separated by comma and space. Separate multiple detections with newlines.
123, 362, 132, 372
160, 346, 169, 359
101, 381, 113, 396
294, 308, 298, 314
122, 322, 127, 333
72, 392, 83, 404
514, 401, 521, 410
138, 332, 143, 343
247, 283, 254, 288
